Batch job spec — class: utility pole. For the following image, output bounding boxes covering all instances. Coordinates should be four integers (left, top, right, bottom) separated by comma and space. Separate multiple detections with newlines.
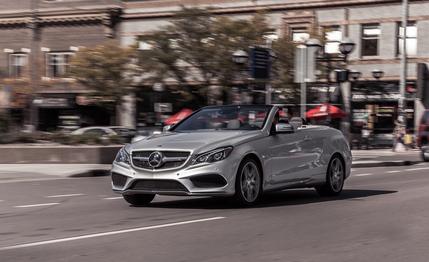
395, 0, 408, 151
399, 0, 408, 123
28, 0, 40, 132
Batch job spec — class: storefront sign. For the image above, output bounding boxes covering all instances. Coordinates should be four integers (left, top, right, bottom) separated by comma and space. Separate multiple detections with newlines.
33, 97, 71, 108
154, 103, 172, 113
352, 93, 401, 101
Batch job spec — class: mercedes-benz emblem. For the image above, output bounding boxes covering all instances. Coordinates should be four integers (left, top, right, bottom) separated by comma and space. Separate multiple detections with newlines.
148, 151, 163, 168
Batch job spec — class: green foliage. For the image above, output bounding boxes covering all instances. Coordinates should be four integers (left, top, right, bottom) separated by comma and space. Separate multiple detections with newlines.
69, 41, 136, 112
137, 7, 297, 105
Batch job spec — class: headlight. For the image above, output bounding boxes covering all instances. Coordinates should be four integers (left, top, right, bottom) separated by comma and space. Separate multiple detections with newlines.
115, 147, 131, 166
192, 146, 233, 165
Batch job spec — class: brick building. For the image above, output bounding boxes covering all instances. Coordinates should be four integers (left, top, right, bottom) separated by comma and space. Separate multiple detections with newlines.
0, 0, 122, 131
121, 0, 429, 144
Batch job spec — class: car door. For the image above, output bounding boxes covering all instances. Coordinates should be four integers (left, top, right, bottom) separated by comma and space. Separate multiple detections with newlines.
263, 112, 309, 187
293, 126, 325, 180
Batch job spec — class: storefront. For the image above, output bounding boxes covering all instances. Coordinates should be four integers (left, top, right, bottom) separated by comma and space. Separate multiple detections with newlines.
35, 94, 112, 131
350, 81, 416, 147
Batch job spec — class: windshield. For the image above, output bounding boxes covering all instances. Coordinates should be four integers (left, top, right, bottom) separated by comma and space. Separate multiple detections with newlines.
172, 105, 272, 132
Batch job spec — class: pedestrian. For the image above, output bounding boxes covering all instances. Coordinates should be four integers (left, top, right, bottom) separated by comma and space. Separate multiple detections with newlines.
361, 124, 370, 150
393, 120, 406, 152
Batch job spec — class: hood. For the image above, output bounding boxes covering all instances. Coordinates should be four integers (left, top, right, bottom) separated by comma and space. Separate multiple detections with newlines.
129, 130, 262, 153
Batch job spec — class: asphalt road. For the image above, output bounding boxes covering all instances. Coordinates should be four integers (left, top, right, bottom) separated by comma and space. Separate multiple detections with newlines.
1, 163, 429, 262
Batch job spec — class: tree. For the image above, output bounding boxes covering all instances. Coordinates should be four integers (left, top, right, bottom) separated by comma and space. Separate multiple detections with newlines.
69, 41, 135, 124
136, 7, 297, 106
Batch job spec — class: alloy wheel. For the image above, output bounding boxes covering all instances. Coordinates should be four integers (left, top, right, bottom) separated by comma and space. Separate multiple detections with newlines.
329, 158, 344, 192
240, 161, 261, 203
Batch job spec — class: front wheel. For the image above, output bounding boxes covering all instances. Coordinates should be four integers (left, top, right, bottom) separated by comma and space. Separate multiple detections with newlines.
123, 194, 155, 206
315, 156, 345, 197
234, 158, 262, 206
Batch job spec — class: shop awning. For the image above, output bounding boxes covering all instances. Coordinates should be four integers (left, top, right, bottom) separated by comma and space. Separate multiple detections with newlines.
164, 108, 193, 125
306, 104, 346, 119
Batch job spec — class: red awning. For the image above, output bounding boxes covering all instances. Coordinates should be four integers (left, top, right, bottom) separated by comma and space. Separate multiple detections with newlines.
306, 104, 346, 119
164, 108, 193, 125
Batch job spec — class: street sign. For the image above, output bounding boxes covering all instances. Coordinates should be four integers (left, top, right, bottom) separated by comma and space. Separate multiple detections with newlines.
250, 47, 271, 79
154, 103, 172, 113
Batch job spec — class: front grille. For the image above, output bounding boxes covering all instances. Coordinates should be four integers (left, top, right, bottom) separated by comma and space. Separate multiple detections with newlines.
111, 172, 128, 187
130, 180, 188, 192
132, 151, 190, 170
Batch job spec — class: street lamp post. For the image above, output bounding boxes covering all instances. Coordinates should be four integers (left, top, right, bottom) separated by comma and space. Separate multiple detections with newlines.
372, 69, 384, 80
305, 38, 356, 125
232, 50, 249, 65
349, 70, 361, 146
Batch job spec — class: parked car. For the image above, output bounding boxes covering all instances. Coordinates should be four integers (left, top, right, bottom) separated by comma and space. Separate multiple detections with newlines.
131, 126, 162, 143
72, 126, 136, 143
111, 105, 352, 206
417, 109, 429, 162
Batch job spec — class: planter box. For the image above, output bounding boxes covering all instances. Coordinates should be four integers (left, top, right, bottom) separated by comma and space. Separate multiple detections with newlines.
0, 145, 122, 164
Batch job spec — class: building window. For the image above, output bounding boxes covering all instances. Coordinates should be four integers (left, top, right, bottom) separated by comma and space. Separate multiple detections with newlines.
291, 27, 310, 43
324, 26, 342, 54
361, 24, 380, 57
397, 22, 417, 56
46, 52, 73, 78
9, 53, 28, 78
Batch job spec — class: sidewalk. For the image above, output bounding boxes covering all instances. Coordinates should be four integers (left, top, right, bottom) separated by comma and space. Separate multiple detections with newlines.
0, 150, 423, 180
0, 164, 111, 182
352, 149, 422, 168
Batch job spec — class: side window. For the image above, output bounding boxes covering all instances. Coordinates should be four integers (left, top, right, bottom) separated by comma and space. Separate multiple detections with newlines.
84, 129, 106, 136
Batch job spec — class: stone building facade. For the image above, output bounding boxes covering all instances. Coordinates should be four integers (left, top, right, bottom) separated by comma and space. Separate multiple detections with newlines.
0, 0, 122, 131
121, 0, 429, 144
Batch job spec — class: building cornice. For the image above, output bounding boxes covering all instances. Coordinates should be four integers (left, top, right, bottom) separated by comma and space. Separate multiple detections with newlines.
0, 6, 122, 26
122, 0, 416, 19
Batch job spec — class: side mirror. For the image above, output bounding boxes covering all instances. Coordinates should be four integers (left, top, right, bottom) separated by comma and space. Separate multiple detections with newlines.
275, 123, 295, 134
163, 125, 173, 132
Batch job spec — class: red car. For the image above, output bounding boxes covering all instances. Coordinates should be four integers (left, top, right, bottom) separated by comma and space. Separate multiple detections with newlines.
417, 109, 429, 161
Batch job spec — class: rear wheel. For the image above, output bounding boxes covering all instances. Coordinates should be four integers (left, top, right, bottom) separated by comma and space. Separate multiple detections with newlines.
123, 194, 155, 206
422, 147, 429, 162
234, 158, 262, 206
315, 156, 345, 196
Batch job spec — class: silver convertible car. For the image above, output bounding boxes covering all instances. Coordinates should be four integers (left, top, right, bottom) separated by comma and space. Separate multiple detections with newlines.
111, 105, 352, 206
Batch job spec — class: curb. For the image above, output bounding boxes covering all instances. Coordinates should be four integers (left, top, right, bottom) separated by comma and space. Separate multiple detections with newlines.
352, 160, 421, 168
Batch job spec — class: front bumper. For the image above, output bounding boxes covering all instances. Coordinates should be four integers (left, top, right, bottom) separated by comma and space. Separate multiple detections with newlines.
111, 158, 239, 196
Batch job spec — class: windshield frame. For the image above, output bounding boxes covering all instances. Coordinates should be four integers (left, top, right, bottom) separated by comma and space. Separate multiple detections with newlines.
170, 105, 274, 132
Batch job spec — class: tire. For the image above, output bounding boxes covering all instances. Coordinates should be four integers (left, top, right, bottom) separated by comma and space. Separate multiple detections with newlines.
234, 158, 262, 206
315, 155, 345, 197
123, 194, 155, 206
422, 148, 429, 162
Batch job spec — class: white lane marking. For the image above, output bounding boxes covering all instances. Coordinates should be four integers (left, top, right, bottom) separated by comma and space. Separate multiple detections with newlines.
14, 203, 59, 208
103, 197, 123, 200
355, 173, 373, 177
46, 193, 85, 198
0, 216, 226, 251
404, 167, 429, 172
0, 200, 4, 202
387, 170, 401, 174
